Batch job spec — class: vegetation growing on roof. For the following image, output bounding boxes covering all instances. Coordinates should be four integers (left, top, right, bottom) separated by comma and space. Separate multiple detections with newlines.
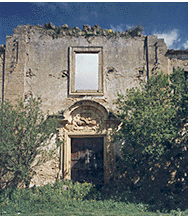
41, 22, 144, 39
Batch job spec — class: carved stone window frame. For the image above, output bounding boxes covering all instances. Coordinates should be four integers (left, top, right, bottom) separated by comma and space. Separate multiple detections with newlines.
69, 46, 103, 96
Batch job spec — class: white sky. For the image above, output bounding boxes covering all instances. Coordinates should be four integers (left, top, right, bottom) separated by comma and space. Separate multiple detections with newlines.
75, 53, 98, 90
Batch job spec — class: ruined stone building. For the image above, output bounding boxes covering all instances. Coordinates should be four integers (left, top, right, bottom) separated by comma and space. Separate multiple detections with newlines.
0, 24, 188, 186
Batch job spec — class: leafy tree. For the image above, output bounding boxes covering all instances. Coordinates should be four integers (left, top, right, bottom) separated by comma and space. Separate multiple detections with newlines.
0, 98, 60, 189
115, 68, 188, 205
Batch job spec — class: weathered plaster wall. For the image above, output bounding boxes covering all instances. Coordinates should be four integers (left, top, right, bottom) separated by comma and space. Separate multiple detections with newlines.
147, 37, 169, 75
3, 27, 27, 104
3, 24, 173, 114
22, 26, 147, 113
2, 24, 188, 112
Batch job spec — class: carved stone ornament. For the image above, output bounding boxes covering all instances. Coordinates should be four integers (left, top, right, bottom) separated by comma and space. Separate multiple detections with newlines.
57, 127, 65, 142
64, 111, 103, 132
62, 100, 109, 133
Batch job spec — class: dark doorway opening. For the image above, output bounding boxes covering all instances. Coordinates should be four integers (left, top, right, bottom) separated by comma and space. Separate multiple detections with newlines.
71, 137, 104, 185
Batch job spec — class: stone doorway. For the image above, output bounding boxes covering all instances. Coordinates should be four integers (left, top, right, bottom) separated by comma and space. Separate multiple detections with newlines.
57, 100, 120, 183
71, 137, 104, 185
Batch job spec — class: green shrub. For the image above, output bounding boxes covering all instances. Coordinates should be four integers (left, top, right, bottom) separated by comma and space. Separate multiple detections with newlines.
0, 98, 60, 189
114, 68, 188, 211
0, 180, 188, 216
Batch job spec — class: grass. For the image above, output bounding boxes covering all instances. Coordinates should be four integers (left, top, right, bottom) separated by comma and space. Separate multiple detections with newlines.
0, 180, 188, 216
1, 201, 159, 216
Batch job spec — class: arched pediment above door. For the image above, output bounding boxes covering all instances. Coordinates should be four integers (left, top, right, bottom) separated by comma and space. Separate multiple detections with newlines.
62, 100, 109, 133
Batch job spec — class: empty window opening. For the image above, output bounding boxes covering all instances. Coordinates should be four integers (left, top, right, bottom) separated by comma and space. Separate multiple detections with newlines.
71, 137, 104, 185
75, 53, 99, 90
69, 46, 103, 95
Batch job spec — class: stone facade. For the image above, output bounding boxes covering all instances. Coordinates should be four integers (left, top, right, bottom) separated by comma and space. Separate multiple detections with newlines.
0, 24, 188, 186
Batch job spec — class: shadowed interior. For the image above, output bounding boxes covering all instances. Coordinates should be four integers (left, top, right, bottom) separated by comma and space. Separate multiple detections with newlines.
71, 137, 104, 185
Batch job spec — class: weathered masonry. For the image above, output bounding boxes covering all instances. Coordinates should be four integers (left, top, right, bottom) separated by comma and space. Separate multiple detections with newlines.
0, 24, 188, 186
